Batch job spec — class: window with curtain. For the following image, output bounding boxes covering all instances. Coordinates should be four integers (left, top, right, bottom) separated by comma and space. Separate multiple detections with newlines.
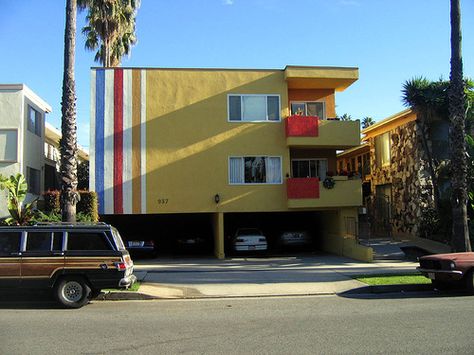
229, 156, 281, 184
290, 101, 325, 119
228, 95, 280, 122
291, 159, 327, 180
375, 132, 391, 167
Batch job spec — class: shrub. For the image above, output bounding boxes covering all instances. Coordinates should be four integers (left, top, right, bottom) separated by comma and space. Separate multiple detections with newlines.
41, 190, 99, 222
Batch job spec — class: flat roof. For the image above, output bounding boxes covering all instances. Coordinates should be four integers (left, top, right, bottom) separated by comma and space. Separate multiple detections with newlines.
0, 84, 52, 113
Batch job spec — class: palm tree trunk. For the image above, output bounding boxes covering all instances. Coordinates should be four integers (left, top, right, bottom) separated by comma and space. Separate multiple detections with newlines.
449, 0, 471, 251
60, 0, 79, 222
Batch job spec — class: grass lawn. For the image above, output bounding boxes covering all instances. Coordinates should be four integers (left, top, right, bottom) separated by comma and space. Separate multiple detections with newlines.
354, 273, 431, 286
104, 282, 141, 292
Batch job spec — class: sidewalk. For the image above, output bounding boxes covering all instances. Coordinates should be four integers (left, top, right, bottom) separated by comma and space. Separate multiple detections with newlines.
101, 252, 424, 300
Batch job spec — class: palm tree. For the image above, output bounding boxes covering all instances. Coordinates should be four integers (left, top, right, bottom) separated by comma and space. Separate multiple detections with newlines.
338, 113, 352, 121
402, 77, 449, 213
361, 116, 375, 129
79, 0, 140, 67
60, 0, 79, 222
449, 0, 471, 252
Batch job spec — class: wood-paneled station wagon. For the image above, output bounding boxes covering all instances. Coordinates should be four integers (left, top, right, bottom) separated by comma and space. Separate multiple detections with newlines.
0, 222, 136, 308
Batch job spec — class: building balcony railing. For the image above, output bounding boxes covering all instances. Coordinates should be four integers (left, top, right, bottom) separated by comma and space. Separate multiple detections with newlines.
287, 177, 362, 209
285, 115, 319, 137
287, 177, 320, 199
285, 116, 361, 149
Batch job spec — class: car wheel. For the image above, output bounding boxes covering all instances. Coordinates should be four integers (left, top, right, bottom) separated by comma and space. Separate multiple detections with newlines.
55, 277, 91, 308
465, 270, 474, 294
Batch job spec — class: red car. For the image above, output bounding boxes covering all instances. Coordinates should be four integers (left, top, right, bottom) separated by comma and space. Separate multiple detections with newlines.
417, 252, 474, 291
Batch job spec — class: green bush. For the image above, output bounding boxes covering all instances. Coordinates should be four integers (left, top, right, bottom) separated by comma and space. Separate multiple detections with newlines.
43, 190, 60, 213
41, 190, 99, 222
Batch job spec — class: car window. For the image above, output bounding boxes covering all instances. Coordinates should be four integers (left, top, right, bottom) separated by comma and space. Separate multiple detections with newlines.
0, 232, 21, 256
237, 228, 262, 236
67, 232, 111, 251
111, 228, 126, 251
26, 232, 54, 251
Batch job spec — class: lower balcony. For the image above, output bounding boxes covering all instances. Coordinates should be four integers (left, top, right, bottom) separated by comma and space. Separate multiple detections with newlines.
287, 177, 362, 209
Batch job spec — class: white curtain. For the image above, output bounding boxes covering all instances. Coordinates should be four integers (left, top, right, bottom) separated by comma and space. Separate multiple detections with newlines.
242, 96, 266, 121
229, 157, 243, 183
318, 159, 327, 180
265, 157, 281, 183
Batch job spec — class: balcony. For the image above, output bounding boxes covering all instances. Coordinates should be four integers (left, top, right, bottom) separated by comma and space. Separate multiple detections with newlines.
287, 178, 320, 199
287, 178, 362, 209
285, 116, 360, 149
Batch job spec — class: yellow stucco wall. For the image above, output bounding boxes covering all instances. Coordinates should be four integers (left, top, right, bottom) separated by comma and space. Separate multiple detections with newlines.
145, 69, 291, 214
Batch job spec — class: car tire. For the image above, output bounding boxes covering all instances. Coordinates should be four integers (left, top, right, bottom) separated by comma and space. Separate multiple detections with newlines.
465, 270, 474, 294
55, 277, 91, 308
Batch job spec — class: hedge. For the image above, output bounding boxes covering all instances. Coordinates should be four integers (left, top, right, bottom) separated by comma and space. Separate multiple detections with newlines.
42, 190, 99, 222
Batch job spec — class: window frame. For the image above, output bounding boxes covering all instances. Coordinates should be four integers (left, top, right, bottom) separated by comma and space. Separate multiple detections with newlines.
0, 128, 19, 163
290, 101, 326, 119
228, 155, 283, 185
291, 158, 328, 179
26, 166, 41, 195
27, 105, 42, 137
375, 132, 391, 168
227, 94, 281, 122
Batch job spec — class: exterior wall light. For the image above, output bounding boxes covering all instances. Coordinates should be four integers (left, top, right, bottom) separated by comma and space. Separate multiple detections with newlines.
214, 194, 220, 204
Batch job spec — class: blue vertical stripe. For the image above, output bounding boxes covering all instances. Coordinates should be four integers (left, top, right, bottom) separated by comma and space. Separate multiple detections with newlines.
95, 70, 105, 214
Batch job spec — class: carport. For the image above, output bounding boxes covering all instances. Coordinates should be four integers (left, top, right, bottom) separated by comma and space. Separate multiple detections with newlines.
102, 213, 215, 257
222, 211, 323, 256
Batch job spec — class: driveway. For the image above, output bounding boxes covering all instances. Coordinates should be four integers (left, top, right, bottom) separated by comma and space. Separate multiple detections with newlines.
131, 254, 419, 298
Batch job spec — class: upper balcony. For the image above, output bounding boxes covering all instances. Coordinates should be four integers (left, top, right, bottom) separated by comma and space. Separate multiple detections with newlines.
285, 115, 360, 149
287, 177, 362, 209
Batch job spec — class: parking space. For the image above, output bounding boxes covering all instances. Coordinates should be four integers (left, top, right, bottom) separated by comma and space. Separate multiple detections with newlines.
224, 211, 323, 256
102, 213, 215, 258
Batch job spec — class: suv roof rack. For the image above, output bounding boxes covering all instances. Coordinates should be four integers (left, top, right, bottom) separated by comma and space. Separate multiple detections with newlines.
32, 222, 109, 226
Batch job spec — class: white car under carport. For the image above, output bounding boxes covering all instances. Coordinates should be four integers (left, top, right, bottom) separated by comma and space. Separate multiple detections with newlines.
232, 228, 268, 252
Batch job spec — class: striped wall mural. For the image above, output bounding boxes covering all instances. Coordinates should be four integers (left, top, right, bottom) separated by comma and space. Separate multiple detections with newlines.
90, 68, 147, 215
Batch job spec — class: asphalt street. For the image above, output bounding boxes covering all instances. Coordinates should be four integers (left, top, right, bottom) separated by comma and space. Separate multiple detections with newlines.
1, 293, 473, 354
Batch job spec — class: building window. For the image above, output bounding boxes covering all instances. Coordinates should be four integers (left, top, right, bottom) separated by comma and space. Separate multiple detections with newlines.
228, 95, 280, 122
0, 129, 18, 162
229, 156, 282, 184
26, 166, 41, 195
375, 132, 391, 167
27, 105, 42, 137
290, 101, 325, 119
291, 159, 327, 180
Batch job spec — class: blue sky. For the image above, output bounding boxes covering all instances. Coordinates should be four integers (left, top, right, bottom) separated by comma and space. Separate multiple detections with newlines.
1, 0, 473, 150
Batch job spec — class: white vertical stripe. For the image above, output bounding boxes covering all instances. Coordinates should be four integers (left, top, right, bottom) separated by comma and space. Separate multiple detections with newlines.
140, 70, 147, 214
89, 70, 96, 192
122, 70, 133, 214
104, 70, 114, 214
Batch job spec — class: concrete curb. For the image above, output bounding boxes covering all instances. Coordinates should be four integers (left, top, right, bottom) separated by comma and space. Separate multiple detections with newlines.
97, 283, 436, 301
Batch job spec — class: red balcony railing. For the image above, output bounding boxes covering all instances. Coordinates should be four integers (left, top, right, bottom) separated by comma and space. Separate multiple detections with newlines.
287, 178, 320, 199
285, 115, 319, 137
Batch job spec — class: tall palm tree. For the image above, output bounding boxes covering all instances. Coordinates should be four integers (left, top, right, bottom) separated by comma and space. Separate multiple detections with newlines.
402, 77, 449, 213
449, 0, 471, 251
79, 0, 140, 67
60, 0, 79, 222
361, 116, 375, 129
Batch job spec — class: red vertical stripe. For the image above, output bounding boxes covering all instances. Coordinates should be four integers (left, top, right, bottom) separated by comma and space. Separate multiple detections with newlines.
114, 69, 124, 214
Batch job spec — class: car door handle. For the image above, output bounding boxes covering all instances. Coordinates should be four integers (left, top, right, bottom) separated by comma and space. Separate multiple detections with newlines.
10, 252, 22, 256
53, 252, 65, 256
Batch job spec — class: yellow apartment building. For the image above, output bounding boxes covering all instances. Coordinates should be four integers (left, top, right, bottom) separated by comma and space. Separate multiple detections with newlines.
90, 66, 371, 261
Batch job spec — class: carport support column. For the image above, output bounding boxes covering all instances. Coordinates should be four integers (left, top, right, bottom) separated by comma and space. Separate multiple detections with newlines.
213, 212, 225, 259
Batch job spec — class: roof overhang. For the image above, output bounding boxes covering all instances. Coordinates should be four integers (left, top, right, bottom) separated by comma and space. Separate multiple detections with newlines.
284, 66, 359, 91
